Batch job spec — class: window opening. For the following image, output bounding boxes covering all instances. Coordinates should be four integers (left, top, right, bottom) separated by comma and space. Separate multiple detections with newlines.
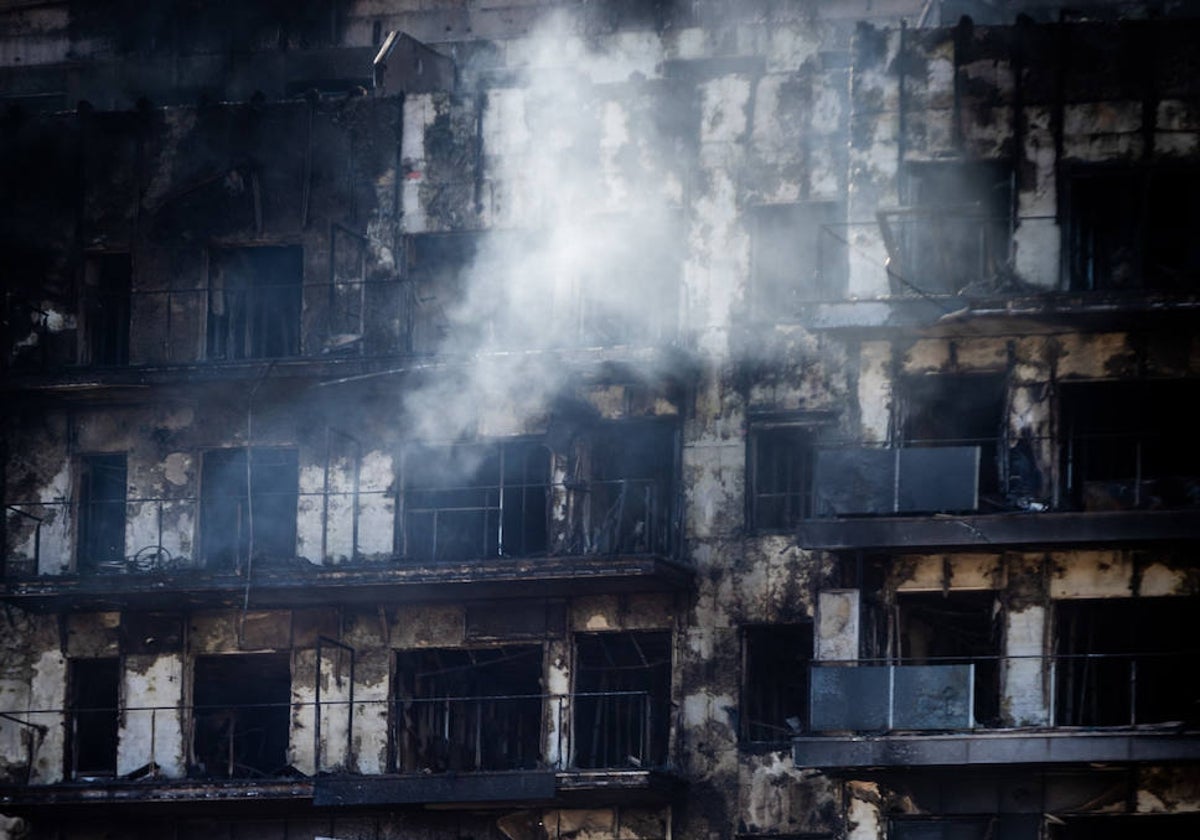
82, 253, 131, 366
1060, 380, 1200, 511
192, 653, 291, 779
881, 162, 1012, 296
404, 233, 481, 354
77, 453, 127, 574
1055, 598, 1199, 727
200, 448, 298, 571
207, 245, 302, 360
1067, 168, 1200, 292
751, 202, 846, 315
749, 427, 813, 530
741, 625, 812, 742
68, 658, 119, 779
400, 441, 548, 563
575, 423, 675, 556
900, 374, 1007, 510
393, 646, 542, 772
895, 592, 1002, 727
573, 631, 671, 769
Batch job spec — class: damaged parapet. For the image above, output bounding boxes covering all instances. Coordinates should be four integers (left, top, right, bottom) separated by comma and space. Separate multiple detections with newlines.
373, 32, 456, 95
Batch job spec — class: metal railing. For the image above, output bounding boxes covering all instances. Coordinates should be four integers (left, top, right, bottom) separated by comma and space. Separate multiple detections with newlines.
0, 690, 665, 785
3, 472, 676, 579
807, 652, 1200, 734
791, 431, 1200, 519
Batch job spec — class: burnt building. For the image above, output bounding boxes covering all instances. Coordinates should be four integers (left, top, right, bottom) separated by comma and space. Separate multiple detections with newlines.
2, 1, 1199, 839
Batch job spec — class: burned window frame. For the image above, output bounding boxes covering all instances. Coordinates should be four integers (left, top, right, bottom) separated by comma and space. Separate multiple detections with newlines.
206, 244, 303, 361
896, 372, 1009, 511
66, 657, 121, 780
740, 623, 814, 744
892, 591, 1003, 728
747, 421, 818, 532
397, 439, 551, 564
1058, 379, 1200, 512
1053, 597, 1199, 728
572, 630, 672, 769
390, 645, 545, 773
80, 251, 131, 367
77, 452, 128, 574
880, 160, 1014, 297
750, 200, 848, 316
191, 652, 292, 780
1064, 164, 1200, 293
198, 446, 299, 571
403, 231, 484, 355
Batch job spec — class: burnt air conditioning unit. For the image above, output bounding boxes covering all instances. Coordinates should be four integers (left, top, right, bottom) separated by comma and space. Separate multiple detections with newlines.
812, 446, 981, 516
373, 32, 456, 94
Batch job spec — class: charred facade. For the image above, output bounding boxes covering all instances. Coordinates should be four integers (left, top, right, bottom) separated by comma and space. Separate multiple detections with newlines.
2, 1, 1199, 839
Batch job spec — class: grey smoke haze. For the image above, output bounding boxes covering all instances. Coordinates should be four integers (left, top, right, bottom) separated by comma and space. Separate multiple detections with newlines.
401, 12, 691, 445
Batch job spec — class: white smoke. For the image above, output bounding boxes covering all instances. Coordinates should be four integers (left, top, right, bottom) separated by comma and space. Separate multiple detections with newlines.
401, 12, 690, 444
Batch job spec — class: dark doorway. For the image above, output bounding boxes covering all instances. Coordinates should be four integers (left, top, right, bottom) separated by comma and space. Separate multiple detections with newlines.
393, 646, 543, 772
78, 453, 127, 573
573, 631, 671, 768
741, 624, 813, 742
897, 592, 1002, 727
200, 448, 298, 571
82, 252, 131, 366
1055, 598, 1199, 727
68, 658, 120, 779
207, 246, 302, 360
192, 653, 291, 778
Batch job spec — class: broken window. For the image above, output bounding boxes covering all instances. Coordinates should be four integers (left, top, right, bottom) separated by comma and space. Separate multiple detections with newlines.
573, 631, 671, 768
1060, 380, 1200, 511
748, 426, 814, 530
895, 592, 1001, 727
1067, 167, 1200, 292
192, 653, 291, 779
207, 246, 302, 360
67, 658, 119, 779
751, 201, 847, 316
81, 253, 131, 366
899, 374, 1007, 510
571, 422, 676, 556
741, 624, 813, 742
77, 453, 127, 574
880, 162, 1012, 296
1054, 598, 1199, 727
399, 440, 548, 563
404, 233, 481, 355
393, 646, 543, 772
200, 448, 299, 571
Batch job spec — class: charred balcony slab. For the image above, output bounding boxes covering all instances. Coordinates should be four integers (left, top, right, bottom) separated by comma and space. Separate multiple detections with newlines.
796, 509, 1200, 551
314, 769, 685, 809
793, 729, 1200, 770
0, 554, 693, 613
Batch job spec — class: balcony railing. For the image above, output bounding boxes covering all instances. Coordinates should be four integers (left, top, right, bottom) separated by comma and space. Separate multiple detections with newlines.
3, 475, 676, 581
808, 652, 1199, 734
0, 691, 666, 787
802, 432, 1200, 519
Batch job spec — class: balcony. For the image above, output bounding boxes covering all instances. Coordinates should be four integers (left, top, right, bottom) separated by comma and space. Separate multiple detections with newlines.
2, 473, 689, 612
769, 215, 1200, 334
793, 432, 1200, 551
794, 652, 1200, 769
0, 690, 683, 814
